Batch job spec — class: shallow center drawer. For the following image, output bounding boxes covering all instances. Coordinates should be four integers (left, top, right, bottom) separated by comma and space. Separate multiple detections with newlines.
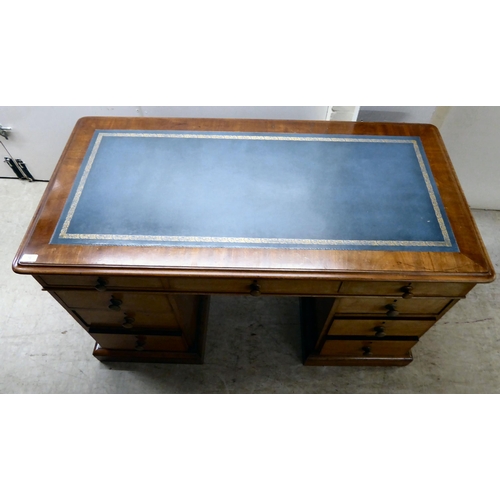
165, 278, 341, 295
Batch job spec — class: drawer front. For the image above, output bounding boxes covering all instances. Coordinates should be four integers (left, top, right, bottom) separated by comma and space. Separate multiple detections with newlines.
54, 290, 175, 314
260, 279, 341, 296
165, 278, 341, 295
328, 319, 435, 337
166, 278, 250, 294
339, 281, 474, 298
91, 333, 188, 352
320, 339, 418, 357
39, 274, 163, 290
74, 308, 180, 330
334, 297, 453, 316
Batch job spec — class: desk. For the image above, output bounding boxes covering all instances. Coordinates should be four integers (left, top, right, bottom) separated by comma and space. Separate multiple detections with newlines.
13, 117, 495, 366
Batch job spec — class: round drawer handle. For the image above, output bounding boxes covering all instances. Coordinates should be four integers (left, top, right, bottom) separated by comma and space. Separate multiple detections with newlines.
385, 303, 399, 317
361, 346, 372, 356
250, 281, 261, 297
122, 316, 135, 329
95, 277, 108, 292
401, 285, 414, 299
108, 297, 122, 311
374, 326, 385, 338
135, 336, 146, 351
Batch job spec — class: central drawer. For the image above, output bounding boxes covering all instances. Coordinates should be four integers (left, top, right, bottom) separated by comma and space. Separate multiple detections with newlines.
165, 278, 341, 295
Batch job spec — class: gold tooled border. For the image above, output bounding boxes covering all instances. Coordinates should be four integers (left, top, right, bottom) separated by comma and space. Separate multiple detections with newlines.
57, 132, 454, 248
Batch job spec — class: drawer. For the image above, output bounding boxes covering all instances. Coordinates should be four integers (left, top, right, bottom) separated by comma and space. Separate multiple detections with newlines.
91, 332, 188, 352
38, 274, 163, 290
165, 278, 341, 295
74, 308, 180, 330
328, 318, 435, 337
334, 297, 453, 316
259, 279, 341, 296
54, 290, 176, 314
320, 338, 418, 358
339, 281, 474, 298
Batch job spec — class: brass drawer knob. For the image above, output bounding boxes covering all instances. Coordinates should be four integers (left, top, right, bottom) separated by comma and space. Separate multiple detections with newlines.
108, 297, 122, 311
374, 326, 385, 338
361, 346, 372, 356
401, 285, 414, 299
250, 281, 261, 296
385, 303, 399, 317
95, 277, 108, 292
122, 316, 135, 329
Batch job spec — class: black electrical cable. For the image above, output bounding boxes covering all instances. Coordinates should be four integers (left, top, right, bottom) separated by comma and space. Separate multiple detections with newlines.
0, 176, 49, 182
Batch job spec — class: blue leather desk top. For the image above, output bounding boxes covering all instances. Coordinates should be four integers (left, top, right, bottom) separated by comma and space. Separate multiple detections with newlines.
51, 130, 458, 252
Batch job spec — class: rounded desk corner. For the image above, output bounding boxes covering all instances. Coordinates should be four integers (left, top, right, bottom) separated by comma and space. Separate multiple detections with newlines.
485, 267, 497, 283
75, 116, 96, 127
12, 260, 29, 275
12, 253, 38, 275
422, 122, 441, 135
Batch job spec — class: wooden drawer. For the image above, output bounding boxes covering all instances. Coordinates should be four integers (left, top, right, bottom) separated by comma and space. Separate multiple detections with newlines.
91, 332, 188, 352
53, 290, 176, 314
37, 274, 163, 290
260, 279, 341, 296
74, 308, 180, 330
334, 297, 453, 316
320, 338, 418, 357
339, 281, 474, 298
165, 277, 341, 295
328, 318, 435, 337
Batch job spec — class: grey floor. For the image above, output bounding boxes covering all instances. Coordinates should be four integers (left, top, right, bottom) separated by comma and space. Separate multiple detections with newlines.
1, 179, 499, 393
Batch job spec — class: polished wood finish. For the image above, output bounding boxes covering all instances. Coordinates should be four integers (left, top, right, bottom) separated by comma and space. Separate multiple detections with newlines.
13, 118, 494, 282
326, 318, 435, 337
333, 297, 453, 316
13, 117, 495, 366
320, 338, 418, 358
338, 281, 474, 297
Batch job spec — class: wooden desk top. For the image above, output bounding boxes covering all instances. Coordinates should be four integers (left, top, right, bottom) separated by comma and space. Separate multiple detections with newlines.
13, 117, 495, 284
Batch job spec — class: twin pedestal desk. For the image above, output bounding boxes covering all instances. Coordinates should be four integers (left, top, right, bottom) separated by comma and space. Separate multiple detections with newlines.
13, 117, 495, 366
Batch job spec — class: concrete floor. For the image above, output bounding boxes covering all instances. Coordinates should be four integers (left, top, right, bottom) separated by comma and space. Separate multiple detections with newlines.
1, 179, 499, 393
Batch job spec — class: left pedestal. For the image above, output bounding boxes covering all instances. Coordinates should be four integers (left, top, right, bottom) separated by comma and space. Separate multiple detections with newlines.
35, 274, 210, 364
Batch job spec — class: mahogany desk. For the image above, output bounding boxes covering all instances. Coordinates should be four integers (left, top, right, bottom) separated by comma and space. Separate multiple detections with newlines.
13, 117, 495, 366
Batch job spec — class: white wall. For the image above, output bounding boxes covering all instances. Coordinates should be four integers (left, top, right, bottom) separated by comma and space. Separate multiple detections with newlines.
438, 107, 500, 210
357, 106, 499, 210
358, 106, 437, 123
3, 106, 497, 210
0, 106, 329, 180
